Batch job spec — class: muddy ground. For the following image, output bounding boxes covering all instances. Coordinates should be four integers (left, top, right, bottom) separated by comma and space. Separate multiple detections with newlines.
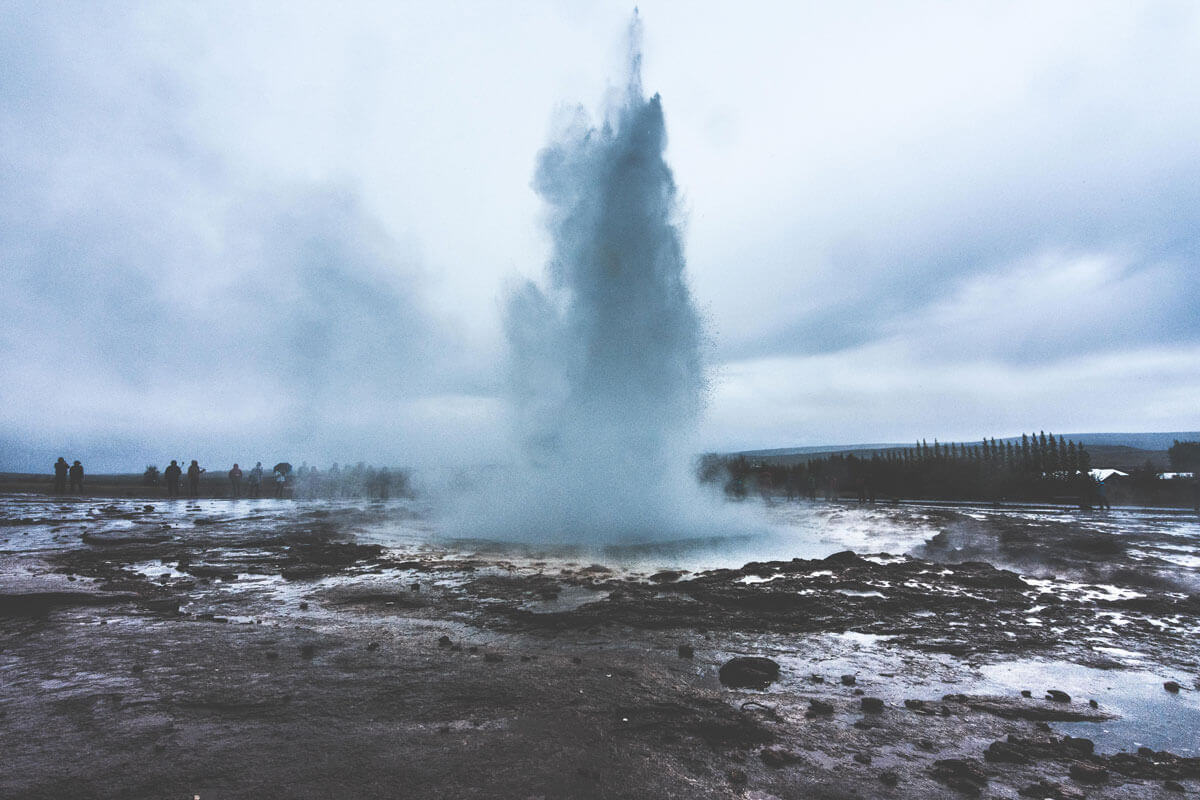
1, 496, 1198, 799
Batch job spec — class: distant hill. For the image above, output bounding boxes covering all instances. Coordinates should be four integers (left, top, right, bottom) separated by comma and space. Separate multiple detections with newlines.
729, 431, 1199, 469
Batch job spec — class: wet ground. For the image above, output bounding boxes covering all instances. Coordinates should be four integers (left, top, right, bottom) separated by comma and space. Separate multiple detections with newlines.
1, 494, 1197, 799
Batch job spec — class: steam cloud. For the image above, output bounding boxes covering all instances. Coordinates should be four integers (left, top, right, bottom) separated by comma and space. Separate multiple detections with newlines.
452, 17, 726, 545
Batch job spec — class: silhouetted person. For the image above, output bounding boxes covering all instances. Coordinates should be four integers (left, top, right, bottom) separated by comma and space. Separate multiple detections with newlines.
273, 467, 286, 499
187, 460, 204, 499
228, 463, 243, 498
68, 460, 84, 493
164, 460, 182, 498
248, 462, 263, 498
1096, 479, 1111, 510
53, 457, 69, 494
377, 467, 391, 500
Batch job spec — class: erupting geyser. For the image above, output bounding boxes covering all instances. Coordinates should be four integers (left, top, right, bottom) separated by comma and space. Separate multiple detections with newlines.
469, 16, 717, 545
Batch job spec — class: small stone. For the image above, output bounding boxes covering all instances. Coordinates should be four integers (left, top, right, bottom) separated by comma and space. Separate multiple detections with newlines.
879, 770, 899, 787
917, 739, 936, 752
861, 697, 885, 713
1020, 690, 1032, 698
1164, 680, 1182, 693
930, 758, 987, 796
807, 698, 834, 716
853, 688, 865, 696
1062, 736, 1094, 756
1088, 699, 1099, 708
131, 664, 145, 674
726, 768, 748, 786
1068, 762, 1108, 784
410, 582, 420, 592
853, 752, 872, 765
572, 656, 582, 664
810, 674, 824, 684
366, 641, 379, 651
841, 674, 856, 686
760, 747, 802, 768
677, 644, 694, 659
1045, 689, 1071, 703
437, 635, 452, 647
298, 601, 309, 611
904, 699, 925, 710
985, 740, 1029, 764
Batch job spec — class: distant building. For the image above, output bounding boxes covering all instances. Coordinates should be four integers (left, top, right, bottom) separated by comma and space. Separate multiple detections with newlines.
1157, 472, 1195, 480
1089, 468, 1129, 482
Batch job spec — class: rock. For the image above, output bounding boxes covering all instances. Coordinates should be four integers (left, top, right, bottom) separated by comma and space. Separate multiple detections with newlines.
917, 739, 937, 752
1088, 699, 1099, 708
879, 770, 899, 787
1062, 736, 1094, 756
571, 656, 582, 664
810, 674, 824, 684
853, 688, 865, 696
649, 570, 683, 583
298, 601, 309, 611
677, 644, 694, 659
437, 635, 452, 648
931, 758, 988, 795
484, 652, 503, 663
861, 697, 885, 713
1165, 680, 1182, 693
726, 768, 748, 786
760, 747, 803, 768
853, 752, 872, 765
366, 641, 379, 651
1046, 689, 1071, 703
807, 698, 834, 716
1018, 780, 1085, 799
1165, 780, 1185, 792
143, 505, 154, 512
984, 740, 1029, 764
718, 657, 781, 690
904, 699, 925, 710
1020, 690, 1032, 698
1138, 746, 1156, 758
841, 674, 857, 686
1068, 762, 1108, 784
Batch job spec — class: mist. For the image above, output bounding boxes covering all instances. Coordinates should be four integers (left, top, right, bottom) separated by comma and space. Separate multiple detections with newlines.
447, 17, 743, 546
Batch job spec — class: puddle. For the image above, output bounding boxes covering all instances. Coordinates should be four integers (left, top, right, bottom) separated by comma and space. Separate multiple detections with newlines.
977, 660, 1200, 756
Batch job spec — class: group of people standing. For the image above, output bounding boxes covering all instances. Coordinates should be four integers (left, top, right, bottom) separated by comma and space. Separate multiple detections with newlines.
163, 461, 281, 499
52, 457, 85, 494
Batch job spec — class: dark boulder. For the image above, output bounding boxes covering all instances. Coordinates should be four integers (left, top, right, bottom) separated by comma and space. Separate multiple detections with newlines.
718, 656, 780, 689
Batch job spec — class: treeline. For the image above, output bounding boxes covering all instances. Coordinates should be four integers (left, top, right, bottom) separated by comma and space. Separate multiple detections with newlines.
702, 432, 1099, 504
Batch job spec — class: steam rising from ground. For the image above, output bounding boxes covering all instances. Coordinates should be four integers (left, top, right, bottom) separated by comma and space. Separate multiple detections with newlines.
452, 18, 731, 546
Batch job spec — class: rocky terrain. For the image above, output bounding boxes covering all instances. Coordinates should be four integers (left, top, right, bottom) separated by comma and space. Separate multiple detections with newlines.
1, 496, 1198, 799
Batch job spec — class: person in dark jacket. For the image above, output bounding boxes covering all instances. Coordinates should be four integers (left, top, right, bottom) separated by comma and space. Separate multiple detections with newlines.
187, 460, 204, 499
164, 460, 182, 498
228, 463, 243, 498
53, 457, 69, 494
68, 460, 84, 493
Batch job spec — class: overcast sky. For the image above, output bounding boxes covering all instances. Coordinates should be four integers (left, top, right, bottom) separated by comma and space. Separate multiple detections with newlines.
3, 1, 1199, 472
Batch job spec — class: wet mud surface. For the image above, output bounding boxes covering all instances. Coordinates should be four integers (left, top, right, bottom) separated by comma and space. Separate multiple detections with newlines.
1, 495, 1198, 799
